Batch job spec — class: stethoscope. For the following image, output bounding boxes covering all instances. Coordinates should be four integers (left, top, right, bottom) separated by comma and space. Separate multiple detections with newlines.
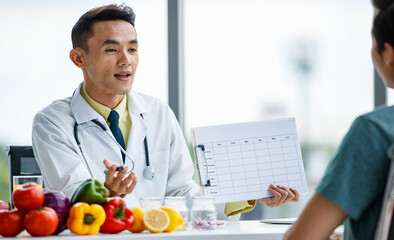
73, 115, 155, 180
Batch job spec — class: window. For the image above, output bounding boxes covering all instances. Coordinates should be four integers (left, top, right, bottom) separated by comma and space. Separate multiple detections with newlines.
184, 0, 373, 218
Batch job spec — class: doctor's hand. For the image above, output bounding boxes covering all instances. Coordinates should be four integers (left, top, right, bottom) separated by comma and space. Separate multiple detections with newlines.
103, 159, 138, 197
258, 185, 299, 208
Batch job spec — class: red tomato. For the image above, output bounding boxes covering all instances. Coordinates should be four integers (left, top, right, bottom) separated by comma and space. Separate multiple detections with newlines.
24, 207, 58, 236
0, 200, 9, 210
0, 209, 24, 237
12, 182, 44, 211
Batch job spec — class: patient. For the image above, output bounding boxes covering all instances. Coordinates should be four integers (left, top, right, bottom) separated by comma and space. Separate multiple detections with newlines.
284, 1, 394, 240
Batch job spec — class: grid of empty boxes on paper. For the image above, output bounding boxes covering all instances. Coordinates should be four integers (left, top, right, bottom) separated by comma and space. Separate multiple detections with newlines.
200, 134, 306, 202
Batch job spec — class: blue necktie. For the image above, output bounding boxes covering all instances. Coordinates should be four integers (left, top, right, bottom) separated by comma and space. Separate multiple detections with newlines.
108, 110, 125, 163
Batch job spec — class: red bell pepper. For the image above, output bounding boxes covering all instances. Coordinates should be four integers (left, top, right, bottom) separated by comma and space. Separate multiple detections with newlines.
99, 197, 134, 233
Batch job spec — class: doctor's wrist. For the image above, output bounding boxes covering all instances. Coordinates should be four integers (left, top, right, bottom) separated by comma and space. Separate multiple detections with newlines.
108, 190, 126, 198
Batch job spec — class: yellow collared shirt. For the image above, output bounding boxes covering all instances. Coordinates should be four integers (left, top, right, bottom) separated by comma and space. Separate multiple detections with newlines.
80, 83, 131, 147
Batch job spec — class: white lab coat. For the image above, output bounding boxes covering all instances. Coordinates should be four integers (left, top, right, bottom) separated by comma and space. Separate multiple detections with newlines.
32, 83, 201, 207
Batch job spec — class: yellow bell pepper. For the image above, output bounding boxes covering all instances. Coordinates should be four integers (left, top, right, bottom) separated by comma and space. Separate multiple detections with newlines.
66, 202, 106, 235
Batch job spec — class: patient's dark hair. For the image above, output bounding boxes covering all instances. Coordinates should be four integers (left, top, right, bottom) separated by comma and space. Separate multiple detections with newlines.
373, 0, 394, 10
373, 3, 394, 53
71, 4, 136, 52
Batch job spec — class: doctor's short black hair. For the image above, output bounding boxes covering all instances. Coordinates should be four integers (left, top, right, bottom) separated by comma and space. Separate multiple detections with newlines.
71, 3, 136, 52
373, 2, 394, 53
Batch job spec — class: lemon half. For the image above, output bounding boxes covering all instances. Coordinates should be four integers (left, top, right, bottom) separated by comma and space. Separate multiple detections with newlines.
143, 208, 170, 233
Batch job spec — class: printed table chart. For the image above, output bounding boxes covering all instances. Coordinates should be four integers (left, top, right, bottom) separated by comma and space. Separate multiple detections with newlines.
204, 134, 303, 195
192, 118, 308, 203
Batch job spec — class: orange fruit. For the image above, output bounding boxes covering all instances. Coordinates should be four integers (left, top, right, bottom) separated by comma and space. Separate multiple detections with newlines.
143, 208, 170, 233
160, 207, 183, 232
128, 207, 146, 233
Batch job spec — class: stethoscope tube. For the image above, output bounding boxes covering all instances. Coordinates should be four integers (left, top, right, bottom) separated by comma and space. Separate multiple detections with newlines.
140, 115, 154, 180
142, 136, 154, 180
73, 115, 154, 180
74, 122, 94, 178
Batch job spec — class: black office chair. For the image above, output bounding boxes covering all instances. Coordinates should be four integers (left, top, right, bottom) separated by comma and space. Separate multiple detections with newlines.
374, 144, 394, 240
6, 145, 42, 207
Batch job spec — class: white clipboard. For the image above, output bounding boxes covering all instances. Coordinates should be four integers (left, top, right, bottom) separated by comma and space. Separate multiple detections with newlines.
191, 118, 308, 203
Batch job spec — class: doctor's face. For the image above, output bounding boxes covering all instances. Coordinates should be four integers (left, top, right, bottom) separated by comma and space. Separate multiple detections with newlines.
81, 20, 139, 102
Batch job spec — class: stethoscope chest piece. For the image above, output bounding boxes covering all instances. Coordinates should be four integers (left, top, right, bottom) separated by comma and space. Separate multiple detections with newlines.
143, 166, 155, 180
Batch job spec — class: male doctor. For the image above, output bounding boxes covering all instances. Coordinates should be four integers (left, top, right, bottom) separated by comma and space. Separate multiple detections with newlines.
32, 4, 298, 211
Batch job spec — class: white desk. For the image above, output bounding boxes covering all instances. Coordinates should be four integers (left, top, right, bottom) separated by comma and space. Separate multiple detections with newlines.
10, 221, 291, 240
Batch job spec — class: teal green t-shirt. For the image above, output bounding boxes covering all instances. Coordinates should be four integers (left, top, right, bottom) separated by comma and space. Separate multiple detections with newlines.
316, 105, 394, 240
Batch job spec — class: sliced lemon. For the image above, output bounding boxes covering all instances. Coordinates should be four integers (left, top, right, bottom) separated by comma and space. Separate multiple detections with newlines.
128, 207, 146, 233
143, 208, 170, 233
160, 206, 183, 232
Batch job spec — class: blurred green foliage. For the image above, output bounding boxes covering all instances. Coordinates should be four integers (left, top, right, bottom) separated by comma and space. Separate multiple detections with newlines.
0, 145, 10, 204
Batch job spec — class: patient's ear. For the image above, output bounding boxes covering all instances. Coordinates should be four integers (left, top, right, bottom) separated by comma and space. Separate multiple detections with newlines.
383, 42, 394, 67
69, 49, 85, 68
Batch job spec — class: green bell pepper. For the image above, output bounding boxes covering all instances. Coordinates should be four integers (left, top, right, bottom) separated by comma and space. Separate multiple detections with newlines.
71, 179, 109, 205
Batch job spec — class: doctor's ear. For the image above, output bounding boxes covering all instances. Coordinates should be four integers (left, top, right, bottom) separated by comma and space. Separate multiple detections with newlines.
69, 49, 85, 68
